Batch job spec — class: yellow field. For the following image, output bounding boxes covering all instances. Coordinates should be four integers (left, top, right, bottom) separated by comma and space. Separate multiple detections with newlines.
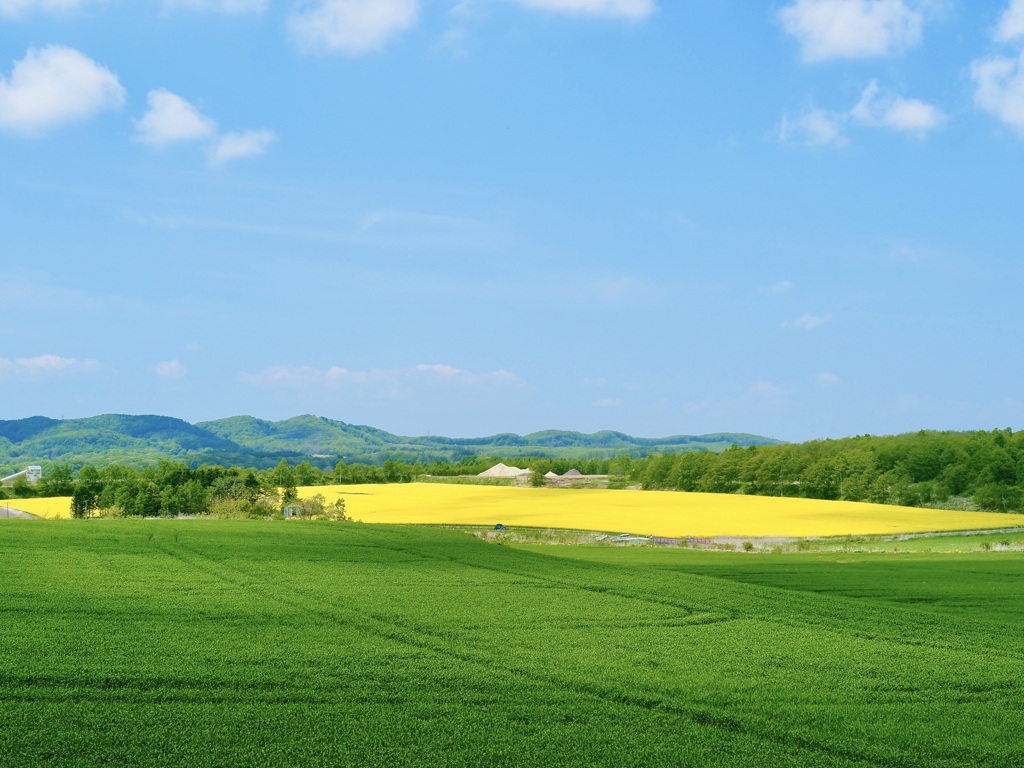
1, 497, 73, 519
8, 484, 1024, 536
302, 483, 1024, 538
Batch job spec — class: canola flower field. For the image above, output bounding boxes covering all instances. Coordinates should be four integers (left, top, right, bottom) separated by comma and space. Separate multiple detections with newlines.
2, 520, 1024, 767
12, 482, 1024, 536
305, 483, 1024, 537
1, 497, 70, 519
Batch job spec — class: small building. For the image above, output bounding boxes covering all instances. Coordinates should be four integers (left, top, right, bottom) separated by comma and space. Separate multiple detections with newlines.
477, 463, 531, 479
1, 466, 42, 487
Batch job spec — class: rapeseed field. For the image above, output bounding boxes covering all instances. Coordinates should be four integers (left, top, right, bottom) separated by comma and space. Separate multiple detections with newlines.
0, 496, 69, 519
14, 483, 1024, 535
304, 482, 1024, 537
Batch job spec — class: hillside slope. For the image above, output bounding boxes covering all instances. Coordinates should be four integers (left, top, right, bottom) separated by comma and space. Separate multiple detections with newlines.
0, 413, 782, 470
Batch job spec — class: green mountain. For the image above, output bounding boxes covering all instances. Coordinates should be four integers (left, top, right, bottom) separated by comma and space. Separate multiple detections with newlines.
0, 413, 784, 472
0, 414, 249, 470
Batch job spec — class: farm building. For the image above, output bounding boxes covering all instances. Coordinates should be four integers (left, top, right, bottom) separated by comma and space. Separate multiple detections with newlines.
477, 463, 531, 479
1, 466, 42, 487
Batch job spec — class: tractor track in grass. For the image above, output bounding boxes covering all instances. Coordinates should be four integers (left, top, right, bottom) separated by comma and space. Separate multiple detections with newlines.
126, 536, 924, 768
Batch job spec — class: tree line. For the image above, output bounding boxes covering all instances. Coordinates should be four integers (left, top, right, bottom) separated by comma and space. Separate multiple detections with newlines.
619, 428, 1024, 512
2, 428, 1022, 514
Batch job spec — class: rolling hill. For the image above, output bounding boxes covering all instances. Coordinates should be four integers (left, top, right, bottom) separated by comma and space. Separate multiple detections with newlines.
0, 413, 783, 471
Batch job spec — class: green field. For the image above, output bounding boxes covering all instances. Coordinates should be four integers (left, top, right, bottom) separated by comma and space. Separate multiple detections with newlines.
3, 521, 1024, 766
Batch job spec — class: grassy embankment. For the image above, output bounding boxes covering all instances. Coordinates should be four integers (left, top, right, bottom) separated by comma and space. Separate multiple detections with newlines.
2, 520, 1024, 766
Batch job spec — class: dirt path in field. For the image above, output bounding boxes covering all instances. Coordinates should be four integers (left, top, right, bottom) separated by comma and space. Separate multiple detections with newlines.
0, 505, 34, 519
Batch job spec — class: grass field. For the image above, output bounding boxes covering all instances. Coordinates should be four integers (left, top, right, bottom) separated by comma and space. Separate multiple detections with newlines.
2, 520, 1024, 767
305, 483, 1024, 537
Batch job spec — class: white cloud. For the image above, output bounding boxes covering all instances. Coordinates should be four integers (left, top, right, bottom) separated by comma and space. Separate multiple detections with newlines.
850, 80, 946, 136
592, 398, 623, 408
996, 0, 1024, 43
0, 354, 100, 378
778, 108, 847, 147
761, 279, 794, 294
971, 51, 1024, 136
154, 360, 187, 379
416, 363, 520, 384
134, 90, 274, 164
287, 0, 419, 55
781, 82, 945, 147
240, 365, 324, 387
242, 363, 520, 388
416, 363, 464, 377
815, 372, 840, 386
748, 381, 785, 396
161, 0, 267, 12
0, 0, 93, 17
510, 0, 656, 20
209, 129, 276, 165
779, 0, 924, 61
783, 313, 832, 331
0, 45, 124, 133
134, 89, 217, 148
324, 366, 396, 384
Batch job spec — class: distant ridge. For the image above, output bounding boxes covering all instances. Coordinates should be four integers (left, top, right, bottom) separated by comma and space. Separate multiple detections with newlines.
0, 413, 784, 471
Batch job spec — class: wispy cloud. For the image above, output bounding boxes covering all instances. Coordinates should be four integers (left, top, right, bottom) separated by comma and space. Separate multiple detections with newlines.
761, 279, 794, 295
592, 397, 623, 408
287, 0, 420, 55
0, 45, 124, 133
780, 81, 945, 147
748, 381, 785, 396
209, 129, 277, 165
161, 0, 267, 13
779, 107, 848, 147
815, 371, 840, 386
241, 362, 521, 388
510, 0, 656, 20
0, 354, 100, 378
995, 0, 1024, 43
778, 0, 925, 62
0, 0, 95, 17
153, 360, 187, 379
416, 363, 520, 384
783, 312, 832, 331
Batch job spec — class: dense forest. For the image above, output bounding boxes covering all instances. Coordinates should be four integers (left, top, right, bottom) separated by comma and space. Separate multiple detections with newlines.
3, 429, 1022, 516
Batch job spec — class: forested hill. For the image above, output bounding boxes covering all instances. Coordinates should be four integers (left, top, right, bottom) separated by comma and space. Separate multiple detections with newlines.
0, 413, 782, 471
197, 415, 778, 462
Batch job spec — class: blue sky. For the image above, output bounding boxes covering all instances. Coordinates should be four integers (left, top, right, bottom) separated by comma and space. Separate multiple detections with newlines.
1, 0, 1023, 441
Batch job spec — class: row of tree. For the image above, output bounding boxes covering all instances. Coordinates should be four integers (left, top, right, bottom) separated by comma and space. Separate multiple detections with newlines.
3, 429, 1023, 514
58, 461, 345, 520
620, 429, 1024, 511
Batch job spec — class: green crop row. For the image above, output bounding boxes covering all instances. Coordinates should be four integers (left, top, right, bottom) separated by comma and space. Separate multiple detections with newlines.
2, 521, 1023, 766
